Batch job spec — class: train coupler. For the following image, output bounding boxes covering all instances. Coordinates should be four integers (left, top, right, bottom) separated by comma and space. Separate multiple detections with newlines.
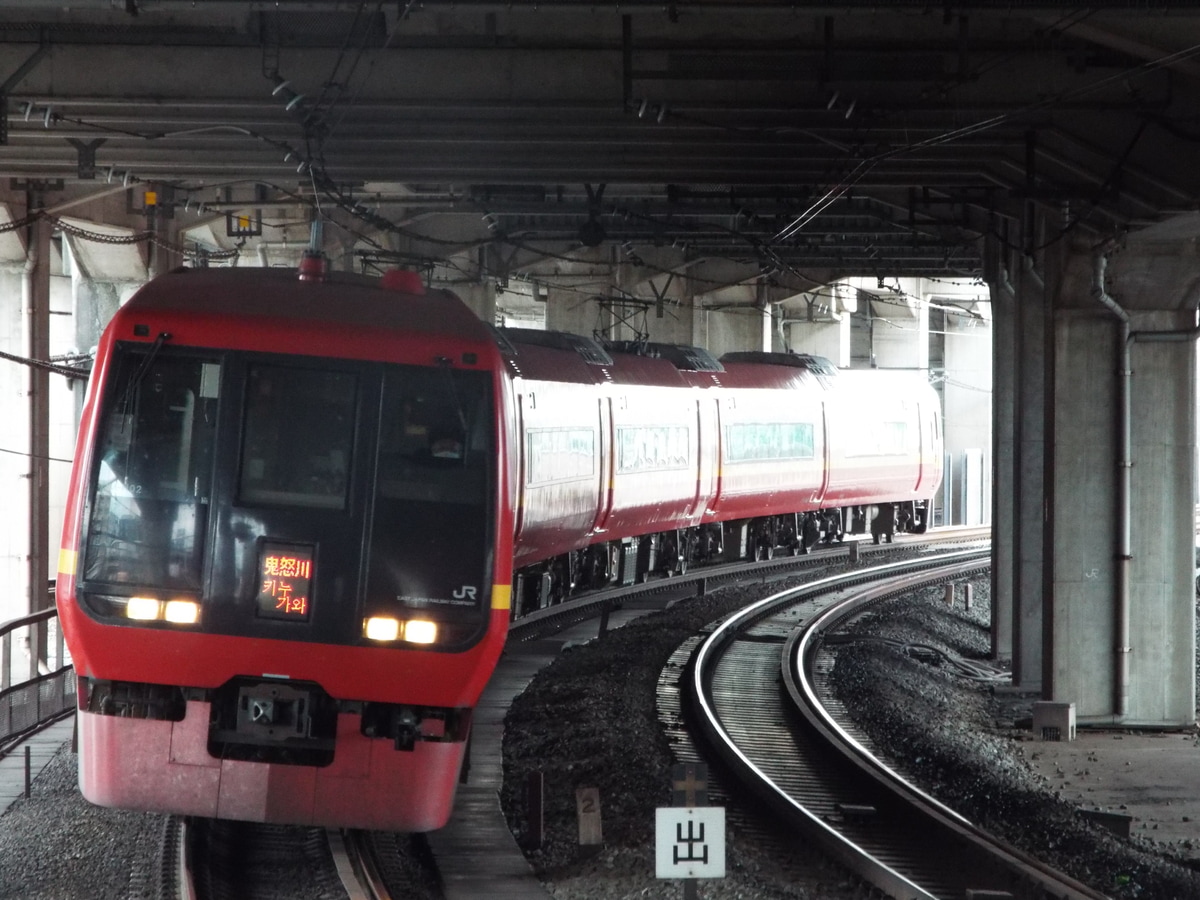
361, 703, 473, 750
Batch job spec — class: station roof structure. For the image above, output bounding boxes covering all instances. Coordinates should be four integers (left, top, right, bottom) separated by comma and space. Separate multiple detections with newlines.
0, 2, 1196, 298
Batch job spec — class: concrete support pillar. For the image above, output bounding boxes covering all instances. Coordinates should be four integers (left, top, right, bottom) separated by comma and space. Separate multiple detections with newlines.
694, 284, 771, 357
779, 284, 854, 364
871, 295, 929, 368
987, 236, 1052, 686
0, 260, 27, 623
25, 206, 51, 619
543, 248, 613, 337
640, 272, 695, 346
995, 214, 1198, 726
1052, 298, 1196, 725
146, 189, 183, 278
987, 239, 1015, 662
787, 316, 849, 365
455, 282, 497, 325
545, 285, 601, 337
0, 200, 69, 626
695, 303, 769, 357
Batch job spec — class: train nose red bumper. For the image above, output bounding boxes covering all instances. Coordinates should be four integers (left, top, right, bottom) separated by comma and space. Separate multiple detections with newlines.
76, 701, 465, 831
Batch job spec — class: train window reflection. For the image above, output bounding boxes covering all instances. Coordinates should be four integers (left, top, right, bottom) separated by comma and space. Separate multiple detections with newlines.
83, 351, 218, 589
724, 421, 815, 463
374, 366, 490, 503
367, 366, 493, 617
238, 365, 357, 509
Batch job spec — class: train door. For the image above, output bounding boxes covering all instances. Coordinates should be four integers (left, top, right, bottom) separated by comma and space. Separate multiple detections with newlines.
511, 387, 531, 542
685, 393, 716, 521
592, 393, 615, 532
816, 399, 832, 506
709, 392, 730, 514
914, 397, 941, 495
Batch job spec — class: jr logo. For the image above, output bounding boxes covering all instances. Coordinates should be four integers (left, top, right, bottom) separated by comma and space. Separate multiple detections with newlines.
453, 585, 478, 601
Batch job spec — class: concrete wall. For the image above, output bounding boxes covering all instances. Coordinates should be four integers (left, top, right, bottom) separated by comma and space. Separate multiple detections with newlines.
696, 305, 769, 358
786, 318, 849, 365
545, 286, 599, 336
942, 312, 993, 525
454, 282, 497, 325
871, 300, 929, 369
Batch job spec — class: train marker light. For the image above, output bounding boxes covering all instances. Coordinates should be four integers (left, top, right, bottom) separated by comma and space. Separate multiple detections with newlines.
381, 268, 425, 294
164, 599, 200, 624
365, 616, 401, 642
126, 597, 161, 620
405, 620, 438, 644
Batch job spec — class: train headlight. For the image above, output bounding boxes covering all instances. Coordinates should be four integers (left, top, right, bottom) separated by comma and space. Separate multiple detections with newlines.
164, 599, 200, 624
126, 597, 162, 621
365, 616, 401, 642
363, 617, 439, 644
404, 620, 438, 645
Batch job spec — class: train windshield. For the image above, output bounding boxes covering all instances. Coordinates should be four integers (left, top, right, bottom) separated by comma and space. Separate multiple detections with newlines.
81, 343, 496, 641
83, 352, 219, 589
238, 364, 357, 510
366, 366, 493, 615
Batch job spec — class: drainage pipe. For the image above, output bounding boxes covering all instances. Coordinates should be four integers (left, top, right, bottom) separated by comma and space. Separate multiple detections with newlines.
1090, 246, 1132, 718
1092, 243, 1200, 719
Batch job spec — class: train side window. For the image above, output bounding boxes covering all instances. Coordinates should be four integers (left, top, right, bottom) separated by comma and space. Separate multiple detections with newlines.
238, 365, 357, 510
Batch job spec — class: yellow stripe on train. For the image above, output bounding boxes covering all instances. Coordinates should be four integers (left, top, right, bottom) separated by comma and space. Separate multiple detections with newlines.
492, 583, 512, 611
58, 549, 77, 577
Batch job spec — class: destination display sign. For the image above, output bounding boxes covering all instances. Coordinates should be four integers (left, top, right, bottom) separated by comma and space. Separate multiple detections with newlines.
255, 543, 314, 621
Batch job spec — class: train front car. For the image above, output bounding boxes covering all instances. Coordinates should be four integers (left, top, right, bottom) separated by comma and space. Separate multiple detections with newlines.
56, 266, 510, 831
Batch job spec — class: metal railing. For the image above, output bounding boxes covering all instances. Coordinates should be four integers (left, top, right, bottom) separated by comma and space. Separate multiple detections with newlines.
0, 599, 75, 755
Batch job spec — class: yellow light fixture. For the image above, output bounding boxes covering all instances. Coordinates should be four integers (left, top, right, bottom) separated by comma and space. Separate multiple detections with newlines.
126, 597, 161, 620
404, 619, 438, 645
164, 599, 200, 624
364, 616, 401, 642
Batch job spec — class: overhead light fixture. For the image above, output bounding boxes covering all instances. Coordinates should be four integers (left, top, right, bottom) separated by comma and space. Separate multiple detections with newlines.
578, 216, 606, 247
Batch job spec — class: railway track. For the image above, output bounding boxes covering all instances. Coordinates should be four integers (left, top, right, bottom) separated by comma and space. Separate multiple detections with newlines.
509, 526, 989, 643
679, 550, 1107, 900
167, 817, 416, 900
157, 529, 991, 900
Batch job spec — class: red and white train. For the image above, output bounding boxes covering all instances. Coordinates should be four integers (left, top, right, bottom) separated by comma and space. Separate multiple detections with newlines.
56, 262, 941, 831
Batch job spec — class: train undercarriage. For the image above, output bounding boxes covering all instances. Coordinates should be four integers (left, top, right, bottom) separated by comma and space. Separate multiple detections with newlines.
514, 500, 932, 616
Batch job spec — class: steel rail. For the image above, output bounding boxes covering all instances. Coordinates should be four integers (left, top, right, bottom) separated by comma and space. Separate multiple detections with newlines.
686, 550, 1109, 900
329, 829, 392, 900
508, 527, 989, 643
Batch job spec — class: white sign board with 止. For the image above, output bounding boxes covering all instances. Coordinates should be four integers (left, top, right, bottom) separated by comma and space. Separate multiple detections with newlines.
655, 806, 725, 879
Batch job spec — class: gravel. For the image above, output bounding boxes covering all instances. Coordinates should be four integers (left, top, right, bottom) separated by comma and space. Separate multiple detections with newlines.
501, 573, 1200, 900
4, 565, 1196, 900
829, 581, 1200, 899
502, 579, 874, 900
0, 742, 165, 900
